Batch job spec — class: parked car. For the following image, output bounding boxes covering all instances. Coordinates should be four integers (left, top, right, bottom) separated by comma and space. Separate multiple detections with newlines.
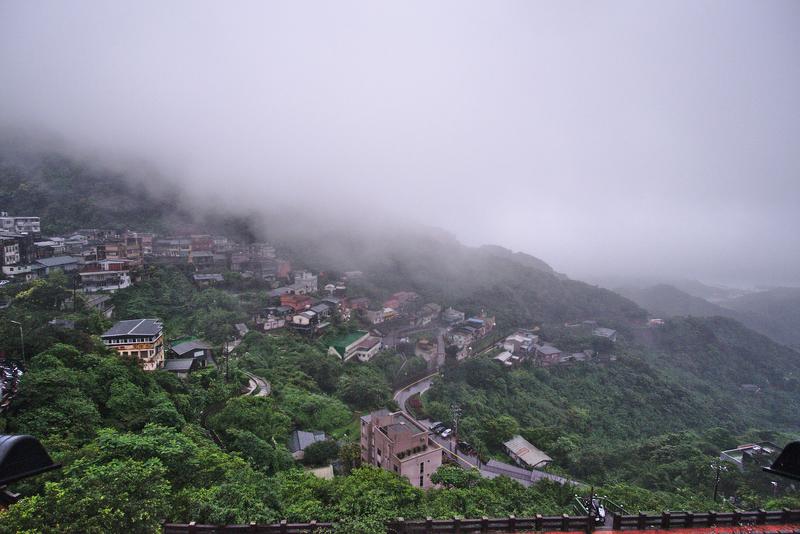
432, 423, 447, 434
428, 421, 442, 430
441, 428, 452, 438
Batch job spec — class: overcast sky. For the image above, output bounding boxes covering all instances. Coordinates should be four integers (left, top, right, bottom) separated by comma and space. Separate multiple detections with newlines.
1, 1, 798, 286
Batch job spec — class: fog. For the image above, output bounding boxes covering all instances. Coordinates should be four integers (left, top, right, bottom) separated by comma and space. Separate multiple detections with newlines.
1, 1, 798, 287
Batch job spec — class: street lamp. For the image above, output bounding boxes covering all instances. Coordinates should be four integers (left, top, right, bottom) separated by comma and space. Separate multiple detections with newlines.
8, 320, 24, 363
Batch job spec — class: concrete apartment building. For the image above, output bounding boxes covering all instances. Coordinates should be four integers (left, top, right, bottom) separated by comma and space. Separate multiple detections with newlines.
0, 213, 40, 235
79, 259, 132, 292
360, 410, 443, 489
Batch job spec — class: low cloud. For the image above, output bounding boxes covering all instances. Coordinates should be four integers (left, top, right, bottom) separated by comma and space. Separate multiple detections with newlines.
1, 1, 798, 286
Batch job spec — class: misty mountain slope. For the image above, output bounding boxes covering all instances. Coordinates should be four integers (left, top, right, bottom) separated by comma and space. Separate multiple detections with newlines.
642, 316, 800, 426
618, 283, 800, 349
717, 288, 800, 349
617, 284, 733, 318
284, 229, 646, 328
0, 151, 185, 234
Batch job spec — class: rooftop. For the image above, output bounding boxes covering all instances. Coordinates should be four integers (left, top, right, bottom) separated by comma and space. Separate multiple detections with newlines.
102, 318, 163, 338
171, 339, 212, 356
36, 256, 79, 268
536, 345, 562, 355
163, 358, 196, 372
193, 273, 224, 282
289, 430, 327, 453
504, 435, 552, 467
330, 331, 369, 351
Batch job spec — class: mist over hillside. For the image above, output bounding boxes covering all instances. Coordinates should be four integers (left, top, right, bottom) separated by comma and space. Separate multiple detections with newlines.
618, 283, 800, 350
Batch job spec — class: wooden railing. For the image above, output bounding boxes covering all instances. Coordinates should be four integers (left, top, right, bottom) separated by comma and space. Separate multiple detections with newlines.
163, 520, 333, 534
388, 514, 596, 533
611, 508, 800, 530
163, 509, 800, 534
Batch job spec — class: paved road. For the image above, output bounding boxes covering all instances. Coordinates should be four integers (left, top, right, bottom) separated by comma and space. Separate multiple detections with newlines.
392, 374, 579, 487
243, 371, 271, 397
393, 373, 438, 409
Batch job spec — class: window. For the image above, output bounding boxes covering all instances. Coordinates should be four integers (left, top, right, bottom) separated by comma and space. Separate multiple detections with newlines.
419, 463, 424, 473
419, 476, 424, 487
393, 465, 398, 472
377, 448, 381, 457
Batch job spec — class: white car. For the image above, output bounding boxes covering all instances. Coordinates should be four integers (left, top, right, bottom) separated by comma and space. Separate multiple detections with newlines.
441, 428, 452, 438
0, 280, 10, 286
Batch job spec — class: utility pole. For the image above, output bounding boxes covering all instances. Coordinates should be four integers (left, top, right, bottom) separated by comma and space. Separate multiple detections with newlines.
9, 320, 24, 363
225, 336, 231, 382
711, 462, 726, 502
450, 403, 462, 453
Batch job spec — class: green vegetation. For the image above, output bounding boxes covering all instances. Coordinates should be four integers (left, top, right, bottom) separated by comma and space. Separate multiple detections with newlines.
0, 155, 798, 530
422, 316, 800, 510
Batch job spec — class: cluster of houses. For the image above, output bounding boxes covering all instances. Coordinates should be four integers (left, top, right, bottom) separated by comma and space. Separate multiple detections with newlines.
444, 313, 496, 359
493, 325, 619, 368
0, 212, 299, 294
359, 292, 441, 326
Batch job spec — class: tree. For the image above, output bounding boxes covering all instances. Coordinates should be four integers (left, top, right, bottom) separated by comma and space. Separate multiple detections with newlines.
302, 440, 340, 466
223, 428, 294, 475
279, 386, 351, 433
330, 467, 423, 533
336, 366, 391, 410
481, 415, 519, 450
338, 442, 362, 474
210, 396, 291, 443
430, 465, 481, 489
0, 458, 170, 534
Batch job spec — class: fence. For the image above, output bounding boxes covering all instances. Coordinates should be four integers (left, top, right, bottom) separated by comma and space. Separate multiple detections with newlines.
163, 520, 333, 534
164, 509, 800, 534
611, 508, 800, 530
387, 514, 596, 533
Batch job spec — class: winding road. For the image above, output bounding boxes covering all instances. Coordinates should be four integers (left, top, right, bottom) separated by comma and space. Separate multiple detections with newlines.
392, 373, 578, 487
243, 370, 271, 397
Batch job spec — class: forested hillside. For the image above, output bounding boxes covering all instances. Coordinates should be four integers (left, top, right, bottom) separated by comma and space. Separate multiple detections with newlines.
717, 288, 800, 349
0, 154, 798, 532
0, 150, 184, 234
619, 283, 800, 350
421, 316, 800, 508
282, 229, 646, 328
617, 284, 731, 319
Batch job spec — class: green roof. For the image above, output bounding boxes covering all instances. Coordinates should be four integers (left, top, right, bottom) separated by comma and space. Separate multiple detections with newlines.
329, 331, 368, 355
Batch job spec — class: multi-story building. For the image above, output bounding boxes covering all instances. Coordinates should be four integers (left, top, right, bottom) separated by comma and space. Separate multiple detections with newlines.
442, 307, 466, 324
292, 270, 318, 293
153, 238, 191, 260
0, 213, 40, 235
0, 237, 20, 269
35, 255, 80, 275
78, 259, 132, 293
101, 319, 164, 371
360, 410, 443, 489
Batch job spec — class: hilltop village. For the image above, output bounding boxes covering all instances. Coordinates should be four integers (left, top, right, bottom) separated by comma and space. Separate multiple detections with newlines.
1, 213, 629, 479
1, 210, 796, 533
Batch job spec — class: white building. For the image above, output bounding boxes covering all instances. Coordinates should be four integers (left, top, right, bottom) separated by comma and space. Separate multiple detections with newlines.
0, 214, 40, 234
79, 259, 132, 293
292, 270, 318, 293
